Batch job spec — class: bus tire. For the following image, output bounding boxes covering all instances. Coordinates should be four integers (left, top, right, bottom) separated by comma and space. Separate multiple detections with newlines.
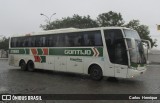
90, 65, 103, 81
27, 61, 35, 72
20, 61, 27, 71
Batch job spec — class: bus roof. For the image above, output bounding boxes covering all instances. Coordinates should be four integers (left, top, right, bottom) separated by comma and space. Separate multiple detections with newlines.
11, 27, 132, 37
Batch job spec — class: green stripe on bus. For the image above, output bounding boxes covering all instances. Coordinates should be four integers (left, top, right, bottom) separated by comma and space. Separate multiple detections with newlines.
9, 47, 103, 57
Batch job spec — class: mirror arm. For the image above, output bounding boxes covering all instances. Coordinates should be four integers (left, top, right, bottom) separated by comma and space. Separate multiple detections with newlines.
141, 39, 151, 50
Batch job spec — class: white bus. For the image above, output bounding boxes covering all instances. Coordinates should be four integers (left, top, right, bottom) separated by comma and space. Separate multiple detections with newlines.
8, 27, 151, 80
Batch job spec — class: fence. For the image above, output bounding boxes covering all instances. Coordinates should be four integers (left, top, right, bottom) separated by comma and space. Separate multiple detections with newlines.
0, 58, 8, 62
0, 50, 8, 58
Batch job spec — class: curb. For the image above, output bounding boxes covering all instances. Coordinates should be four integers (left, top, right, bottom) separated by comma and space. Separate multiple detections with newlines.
149, 62, 160, 65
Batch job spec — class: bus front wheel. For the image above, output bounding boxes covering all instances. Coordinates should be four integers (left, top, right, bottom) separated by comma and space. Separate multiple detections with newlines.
90, 65, 103, 81
27, 61, 35, 72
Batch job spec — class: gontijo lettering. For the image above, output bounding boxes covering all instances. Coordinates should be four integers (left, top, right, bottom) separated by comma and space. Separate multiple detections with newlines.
64, 50, 91, 55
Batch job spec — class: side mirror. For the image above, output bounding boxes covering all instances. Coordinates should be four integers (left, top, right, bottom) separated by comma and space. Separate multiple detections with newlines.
141, 39, 151, 52
124, 37, 136, 50
130, 38, 136, 49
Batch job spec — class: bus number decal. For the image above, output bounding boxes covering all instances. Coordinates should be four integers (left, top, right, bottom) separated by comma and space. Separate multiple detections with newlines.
9, 49, 29, 54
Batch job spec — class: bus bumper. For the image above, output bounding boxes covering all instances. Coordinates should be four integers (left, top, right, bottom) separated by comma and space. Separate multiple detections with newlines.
127, 67, 147, 78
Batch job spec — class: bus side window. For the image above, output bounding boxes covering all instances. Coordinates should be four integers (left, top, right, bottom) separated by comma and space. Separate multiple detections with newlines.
40, 37, 46, 47
53, 35, 58, 47
45, 36, 49, 47
88, 34, 95, 46
94, 32, 103, 46
19, 37, 23, 47
23, 38, 29, 47
35, 36, 40, 47
27, 37, 32, 47
83, 31, 102, 46
75, 35, 82, 46
85, 32, 95, 46
46, 35, 55, 47
12, 38, 17, 47
66, 34, 74, 47
30, 37, 35, 47
15, 40, 20, 47
56, 35, 66, 47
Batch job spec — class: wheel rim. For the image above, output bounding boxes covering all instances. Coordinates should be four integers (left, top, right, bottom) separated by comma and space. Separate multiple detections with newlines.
91, 68, 101, 79
93, 69, 99, 77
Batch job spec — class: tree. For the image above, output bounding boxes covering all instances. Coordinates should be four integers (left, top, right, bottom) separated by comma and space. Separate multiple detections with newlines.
40, 11, 157, 48
97, 11, 125, 26
0, 36, 9, 57
40, 14, 98, 30
0, 36, 9, 51
125, 20, 157, 47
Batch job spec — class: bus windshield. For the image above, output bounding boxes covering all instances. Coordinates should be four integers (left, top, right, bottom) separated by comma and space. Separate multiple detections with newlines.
124, 29, 146, 66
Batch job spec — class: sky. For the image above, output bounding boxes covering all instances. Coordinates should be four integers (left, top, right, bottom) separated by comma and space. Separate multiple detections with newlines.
0, 0, 160, 49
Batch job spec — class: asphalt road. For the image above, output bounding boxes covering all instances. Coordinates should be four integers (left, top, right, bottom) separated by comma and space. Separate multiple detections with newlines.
0, 54, 160, 103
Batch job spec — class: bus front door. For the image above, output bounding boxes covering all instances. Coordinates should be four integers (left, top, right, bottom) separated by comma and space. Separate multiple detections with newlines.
114, 41, 128, 78
114, 64, 128, 78
104, 29, 128, 78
